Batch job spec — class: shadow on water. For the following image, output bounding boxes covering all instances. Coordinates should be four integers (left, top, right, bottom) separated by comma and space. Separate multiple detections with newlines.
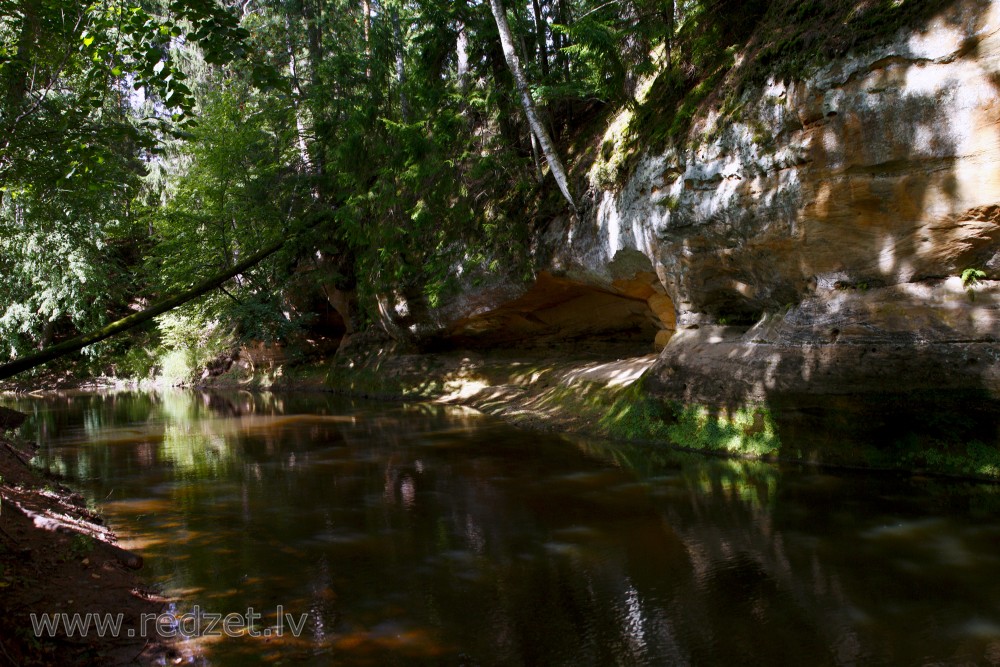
5, 390, 1000, 666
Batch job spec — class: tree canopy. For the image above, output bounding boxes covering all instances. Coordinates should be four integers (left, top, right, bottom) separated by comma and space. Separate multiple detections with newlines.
0, 0, 941, 379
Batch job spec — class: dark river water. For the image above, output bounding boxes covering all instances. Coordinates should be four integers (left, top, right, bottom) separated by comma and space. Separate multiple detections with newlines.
6, 390, 1000, 666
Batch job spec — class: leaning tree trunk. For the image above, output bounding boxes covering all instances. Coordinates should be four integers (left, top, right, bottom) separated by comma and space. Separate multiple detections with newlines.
488, 0, 576, 214
0, 223, 319, 380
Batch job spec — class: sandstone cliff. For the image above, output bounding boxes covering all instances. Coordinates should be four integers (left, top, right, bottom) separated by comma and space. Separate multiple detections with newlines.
378, 0, 999, 393
318, 0, 1000, 472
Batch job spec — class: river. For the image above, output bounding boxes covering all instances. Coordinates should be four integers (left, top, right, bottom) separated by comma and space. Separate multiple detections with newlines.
7, 390, 1000, 665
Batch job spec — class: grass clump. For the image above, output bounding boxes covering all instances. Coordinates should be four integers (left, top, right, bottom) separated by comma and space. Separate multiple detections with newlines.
667, 403, 780, 457
599, 383, 674, 441
894, 440, 1000, 480
598, 382, 780, 458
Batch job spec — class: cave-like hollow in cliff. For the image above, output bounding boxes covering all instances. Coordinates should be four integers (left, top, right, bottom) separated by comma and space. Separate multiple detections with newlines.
425, 272, 677, 356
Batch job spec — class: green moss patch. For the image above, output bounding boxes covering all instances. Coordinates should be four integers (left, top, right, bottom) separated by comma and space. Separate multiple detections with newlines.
598, 383, 780, 458
323, 348, 1000, 481
599, 383, 673, 441
665, 403, 780, 458
886, 440, 1000, 480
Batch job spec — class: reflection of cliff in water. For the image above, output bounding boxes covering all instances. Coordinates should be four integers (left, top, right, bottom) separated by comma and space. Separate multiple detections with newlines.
570, 437, 1000, 665
11, 391, 1000, 665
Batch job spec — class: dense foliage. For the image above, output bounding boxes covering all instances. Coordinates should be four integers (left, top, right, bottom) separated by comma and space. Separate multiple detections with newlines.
0, 0, 946, 380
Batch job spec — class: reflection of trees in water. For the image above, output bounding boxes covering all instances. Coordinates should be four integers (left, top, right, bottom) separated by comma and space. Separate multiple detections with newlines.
8, 390, 161, 449
15, 391, 1000, 664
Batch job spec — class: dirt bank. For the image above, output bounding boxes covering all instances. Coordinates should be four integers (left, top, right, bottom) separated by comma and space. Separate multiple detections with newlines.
0, 407, 175, 666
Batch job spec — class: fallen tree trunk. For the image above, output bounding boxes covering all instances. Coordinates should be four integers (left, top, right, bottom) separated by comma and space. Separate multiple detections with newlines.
0, 233, 295, 380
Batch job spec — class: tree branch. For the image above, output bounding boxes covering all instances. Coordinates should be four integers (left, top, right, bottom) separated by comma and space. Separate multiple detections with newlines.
0, 221, 321, 380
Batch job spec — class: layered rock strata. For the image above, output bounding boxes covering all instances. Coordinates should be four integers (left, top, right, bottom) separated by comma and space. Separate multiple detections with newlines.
334, 0, 1000, 465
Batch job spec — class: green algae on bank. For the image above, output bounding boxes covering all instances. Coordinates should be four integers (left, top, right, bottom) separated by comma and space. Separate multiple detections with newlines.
311, 346, 1000, 481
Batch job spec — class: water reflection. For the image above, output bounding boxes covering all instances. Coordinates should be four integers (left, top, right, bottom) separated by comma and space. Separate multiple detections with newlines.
6, 390, 1000, 666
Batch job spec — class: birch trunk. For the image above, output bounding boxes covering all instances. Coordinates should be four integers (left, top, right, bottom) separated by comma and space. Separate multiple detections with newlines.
529, 132, 544, 183
392, 8, 409, 122
456, 20, 470, 94
488, 0, 576, 213
362, 0, 372, 79
284, 16, 314, 175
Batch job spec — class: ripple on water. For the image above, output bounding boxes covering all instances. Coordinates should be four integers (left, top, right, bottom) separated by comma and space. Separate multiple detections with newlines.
310, 530, 377, 548
861, 517, 947, 540
542, 541, 583, 557
551, 525, 603, 541
959, 617, 1000, 639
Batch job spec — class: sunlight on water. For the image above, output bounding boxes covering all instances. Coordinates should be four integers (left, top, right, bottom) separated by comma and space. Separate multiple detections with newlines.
6, 389, 1000, 666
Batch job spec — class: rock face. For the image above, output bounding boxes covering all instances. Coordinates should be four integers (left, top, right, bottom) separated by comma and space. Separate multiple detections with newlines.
372, 0, 1000, 420
562, 0, 1000, 401
645, 278, 999, 408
